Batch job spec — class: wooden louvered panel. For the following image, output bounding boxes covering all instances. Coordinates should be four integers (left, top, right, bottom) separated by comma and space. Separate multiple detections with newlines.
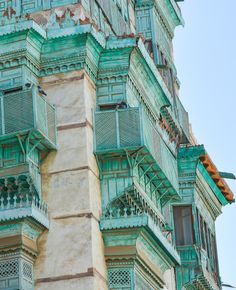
95, 111, 117, 150
119, 108, 141, 148
143, 112, 178, 191
47, 103, 57, 145
0, 89, 56, 149
94, 107, 178, 191
36, 94, 47, 137
160, 140, 178, 189
4, 90, 34, 134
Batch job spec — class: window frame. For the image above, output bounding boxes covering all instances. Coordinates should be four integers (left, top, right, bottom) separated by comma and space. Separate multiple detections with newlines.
173, 205, 195, 246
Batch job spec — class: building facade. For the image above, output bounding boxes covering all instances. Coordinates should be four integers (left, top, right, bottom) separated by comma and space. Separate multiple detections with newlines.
0, 1, 234, 290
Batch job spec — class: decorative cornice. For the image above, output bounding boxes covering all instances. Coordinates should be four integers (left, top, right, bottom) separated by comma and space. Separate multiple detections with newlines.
0, 20, 46, 38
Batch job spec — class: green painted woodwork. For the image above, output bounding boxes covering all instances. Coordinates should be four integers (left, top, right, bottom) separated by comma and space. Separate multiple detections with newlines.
108, 265, 164, 290
94, 107, 179, 196
99, 155, 162, 211
197, 162, 228, 206
173, 146, 226, 290
98, 37, 173, 113
0, 1, 232, 290
97, 36, 190, 148
41, 25, 105, 82
101, 213, 180, 265
134, 0, 183, 99
103, 227, 180, 290
0, 149, 41, 197
0, 87, 56, 150
219, 171, 236, 180
0, 217, 46, 289
0, 67, 24, 91
136, 0, 184, 31
136, 3, 174, 66
0, 20, 104, 84
0, 257, 34, 290
178, 145, 228, 207
0, 0, 78, 22
0, 187, 49, 228
92, 0, 130, 35
108, 268, 134, 290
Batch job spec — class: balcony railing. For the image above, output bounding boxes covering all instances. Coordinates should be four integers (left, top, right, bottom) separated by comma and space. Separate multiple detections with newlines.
0, 173, 49, 228
94, 107, 179, 193
0, 89, 56, 149
100, 208, 180, 265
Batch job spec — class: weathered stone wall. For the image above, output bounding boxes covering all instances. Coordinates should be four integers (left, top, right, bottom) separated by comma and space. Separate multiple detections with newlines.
34, 70, 107, 290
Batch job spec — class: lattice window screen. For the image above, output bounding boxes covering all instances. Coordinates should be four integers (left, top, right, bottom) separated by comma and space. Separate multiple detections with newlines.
0, 259, 19, 278
108, 268, 132, 289
22, 260, 33, 281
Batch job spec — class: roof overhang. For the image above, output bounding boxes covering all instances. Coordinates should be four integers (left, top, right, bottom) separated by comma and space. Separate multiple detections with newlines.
178, 145, 235, 204
200, 154, 234, 203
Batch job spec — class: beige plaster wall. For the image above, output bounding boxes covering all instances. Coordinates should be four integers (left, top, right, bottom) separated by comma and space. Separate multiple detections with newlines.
35, 70, 107, 290
163, 268, 176, 290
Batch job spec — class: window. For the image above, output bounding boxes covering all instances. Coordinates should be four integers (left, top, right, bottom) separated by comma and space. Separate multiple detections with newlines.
173, 206, 195, 246
144, 40, 154, 59
0, 142, 24, 167
212, 236, 219, 272
200, 215, 206, 250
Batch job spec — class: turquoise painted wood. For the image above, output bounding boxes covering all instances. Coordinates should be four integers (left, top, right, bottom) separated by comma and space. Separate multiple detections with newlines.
0, 0, 78, 19
0, 142, 42, 195
0, 1, 233, 290
0, 87, 56, 149
172, 145, 227, 290
0, 182, 49, 228
94, 107, 179, 196
0, 256, 35, 290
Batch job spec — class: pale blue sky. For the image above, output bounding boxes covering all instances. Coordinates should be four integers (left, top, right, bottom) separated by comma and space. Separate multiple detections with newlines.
174, 0, 236, 288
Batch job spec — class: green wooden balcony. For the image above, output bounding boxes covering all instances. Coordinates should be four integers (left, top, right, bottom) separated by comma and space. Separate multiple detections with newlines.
100, 182, 181, 265
0, 88, 56, 150
177, 246, 221, 290
101, 213, 180, 265
0, 172, 49, 228
0, 162, 41, 196
94, 107, 179, 197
